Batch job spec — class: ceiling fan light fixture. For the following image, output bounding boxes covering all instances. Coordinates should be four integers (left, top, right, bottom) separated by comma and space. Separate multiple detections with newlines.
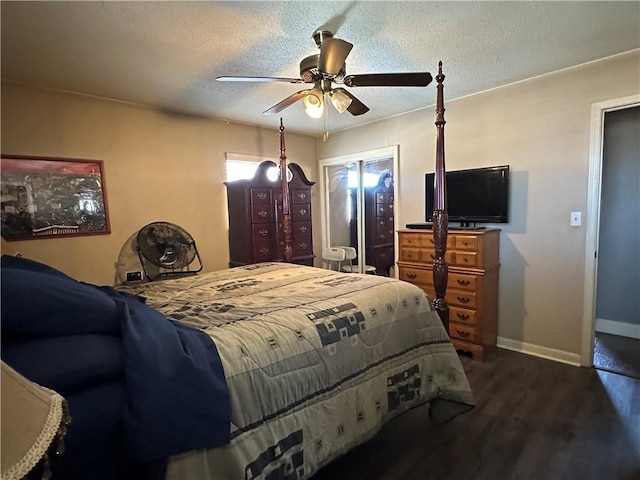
303, 92, 324, 119
329, 89, 352, 114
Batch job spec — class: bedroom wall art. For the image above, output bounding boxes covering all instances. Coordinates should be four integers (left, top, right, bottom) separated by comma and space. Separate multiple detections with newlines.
0, 154, 110, 240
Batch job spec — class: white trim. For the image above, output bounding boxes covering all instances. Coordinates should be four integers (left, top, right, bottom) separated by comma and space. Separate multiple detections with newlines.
595, 318, 640, 340
318, 146, 399, 275
582, 94, 640, 367
497, 337, 581, 367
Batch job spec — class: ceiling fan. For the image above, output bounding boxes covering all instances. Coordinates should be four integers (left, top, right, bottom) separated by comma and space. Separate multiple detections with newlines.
216, 30, 433, 119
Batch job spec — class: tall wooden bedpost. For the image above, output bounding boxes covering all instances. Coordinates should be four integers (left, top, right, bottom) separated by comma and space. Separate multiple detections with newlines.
279, 118, 293, 262
432, 61, 449, 331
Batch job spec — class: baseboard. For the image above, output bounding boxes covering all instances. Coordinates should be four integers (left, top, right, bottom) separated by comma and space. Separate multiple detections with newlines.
595, 318, 640, 340
497, 337, 582, 367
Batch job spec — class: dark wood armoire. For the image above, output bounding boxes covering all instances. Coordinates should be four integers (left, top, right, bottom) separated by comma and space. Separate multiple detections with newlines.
225, 161, 315, 267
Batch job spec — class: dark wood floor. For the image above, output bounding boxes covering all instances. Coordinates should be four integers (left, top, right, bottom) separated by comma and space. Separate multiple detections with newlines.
312, 348, 640, 480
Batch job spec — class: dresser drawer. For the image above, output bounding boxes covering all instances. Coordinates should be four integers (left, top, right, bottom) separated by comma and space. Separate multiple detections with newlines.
400, 247, 421, 262
452, 251, 478, 268
398, 266, 431, 285
450, 306, 477, 325
376, 192, 393, 204
449, 272, 477, 291
421, 249, 455, 265
448, 289, 477, 309
292, 240, 312, 257
400, 233, 423, 247
252, 224, 274, 241
374, 245, 394, 266
251, 204, 273, 223
377, 204, 393, 216
291, 205, 311, 221
375, 228, 394, 244
376, 217, 393, 231
291, 221, 312, 239
250, 189, 272, 205
449, 322, 477, 342
452, 235, 478, 251
253, 242, 274, 262
291, 189, 310, 204
421, 234, 456, 249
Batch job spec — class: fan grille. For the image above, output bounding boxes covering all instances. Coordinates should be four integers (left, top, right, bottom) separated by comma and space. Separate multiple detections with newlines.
136, 222, 196, 269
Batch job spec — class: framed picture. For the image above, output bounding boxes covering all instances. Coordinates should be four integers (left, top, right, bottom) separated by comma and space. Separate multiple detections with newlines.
0, 154, 111, 240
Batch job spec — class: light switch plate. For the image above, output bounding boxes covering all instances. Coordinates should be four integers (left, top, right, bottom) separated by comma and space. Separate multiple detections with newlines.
570, 212, 582, 226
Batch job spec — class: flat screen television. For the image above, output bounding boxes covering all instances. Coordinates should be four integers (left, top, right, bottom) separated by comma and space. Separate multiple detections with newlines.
425, 165, 509, 227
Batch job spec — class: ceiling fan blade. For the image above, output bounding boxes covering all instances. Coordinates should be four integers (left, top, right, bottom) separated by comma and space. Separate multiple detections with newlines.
343, 72, 432, 87
216, 76, 304, 84
263, 89, 313, 115
318, 37, 353, 76
333, 88, 370, 116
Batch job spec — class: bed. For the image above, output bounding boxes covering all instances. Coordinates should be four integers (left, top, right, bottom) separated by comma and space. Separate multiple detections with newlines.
1, 63, 471, 480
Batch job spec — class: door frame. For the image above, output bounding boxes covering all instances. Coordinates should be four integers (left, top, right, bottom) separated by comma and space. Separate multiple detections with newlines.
318, 146, 399, 275
581, 94, 640, 366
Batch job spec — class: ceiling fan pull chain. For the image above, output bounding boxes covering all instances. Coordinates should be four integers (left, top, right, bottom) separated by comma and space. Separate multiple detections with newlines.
322, 95, 330, 142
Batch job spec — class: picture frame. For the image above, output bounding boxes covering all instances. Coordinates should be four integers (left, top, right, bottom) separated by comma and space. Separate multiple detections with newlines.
1, 154, 111, 240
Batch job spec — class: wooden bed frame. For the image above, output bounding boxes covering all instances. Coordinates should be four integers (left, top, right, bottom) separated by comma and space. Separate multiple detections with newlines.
277, 62, 449, 329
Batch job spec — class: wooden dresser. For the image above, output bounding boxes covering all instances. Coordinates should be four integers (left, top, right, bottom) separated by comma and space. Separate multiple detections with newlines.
397, 228, 500, 361
225, 161, 315, 267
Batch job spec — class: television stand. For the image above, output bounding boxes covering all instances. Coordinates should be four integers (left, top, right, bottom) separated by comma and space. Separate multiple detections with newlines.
457, 221, 485, 230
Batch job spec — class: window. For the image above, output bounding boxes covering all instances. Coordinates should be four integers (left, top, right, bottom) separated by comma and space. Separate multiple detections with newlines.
225, 153, 292, 183
225, 160, 260, 182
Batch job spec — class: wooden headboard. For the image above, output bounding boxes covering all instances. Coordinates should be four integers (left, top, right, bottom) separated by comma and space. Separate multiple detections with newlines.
277, 62, 450, 328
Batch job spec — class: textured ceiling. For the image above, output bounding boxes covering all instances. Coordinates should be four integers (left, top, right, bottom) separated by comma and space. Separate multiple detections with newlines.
2, 1, 639, 137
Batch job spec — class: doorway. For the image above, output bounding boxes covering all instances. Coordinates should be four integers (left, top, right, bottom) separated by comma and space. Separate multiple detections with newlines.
582, 95, 640, 372
319, 146, 398, 276
593, 105, 640, 379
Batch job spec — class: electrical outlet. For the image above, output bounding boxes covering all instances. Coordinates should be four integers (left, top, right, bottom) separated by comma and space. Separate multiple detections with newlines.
570, 212, 582, 227
126, 271, 143, 282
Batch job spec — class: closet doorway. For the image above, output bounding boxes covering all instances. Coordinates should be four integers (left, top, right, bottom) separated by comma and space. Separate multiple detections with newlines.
582, 95, 640, 370
319, 146, 398, 276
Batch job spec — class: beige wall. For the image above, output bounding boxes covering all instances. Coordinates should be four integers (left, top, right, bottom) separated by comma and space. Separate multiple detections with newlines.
1, 83, 318, 285
317, 51, 640, 358
3, 51, 638, 360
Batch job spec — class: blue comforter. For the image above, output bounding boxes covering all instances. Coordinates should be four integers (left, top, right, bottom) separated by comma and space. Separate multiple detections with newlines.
1, 255, 230, 479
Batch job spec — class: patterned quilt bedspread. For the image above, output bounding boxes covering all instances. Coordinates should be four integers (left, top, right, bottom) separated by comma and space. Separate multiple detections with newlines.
120, 262, 474, 480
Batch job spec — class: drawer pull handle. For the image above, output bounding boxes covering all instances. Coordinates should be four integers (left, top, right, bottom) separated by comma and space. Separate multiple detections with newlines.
407, 273, 417, 279
299, 226, 308, 232
259, 247, 269, 254
299, 242, 308, 249
257, 192, 267, 200
457, 280, 471, 286
297, 192, 306, 200
457, 330, 470, 338
298, 208, 307, 215
259, 228, 269, 236
457, 313, 470, 321
457, 296, 471, 304
258, 210, 268, 218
